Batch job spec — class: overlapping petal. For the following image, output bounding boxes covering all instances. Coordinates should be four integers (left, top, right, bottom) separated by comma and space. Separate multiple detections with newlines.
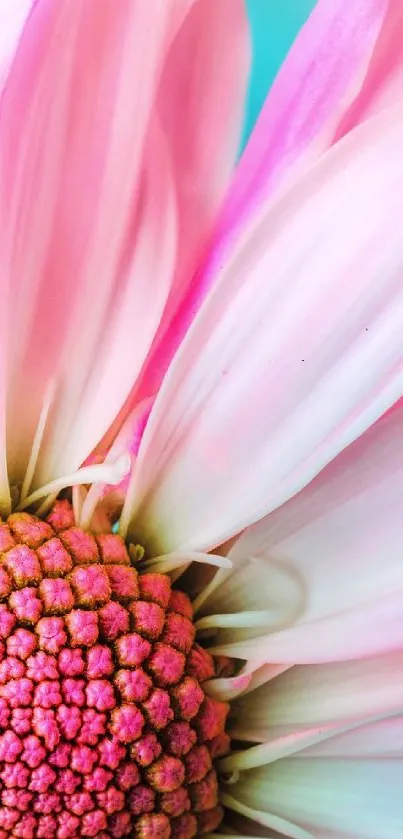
98, 0, 251, 444
0, 0, 182, 502
154, 0, 250, 319
0, 0, 249, 507
205, 399, 403, 662
135, 0, 403, 400
69, 0, 249, 474
122, 105, 403, 553
225, 0, 403, 233
294, 717, 403, 759
223, 0, 390, 234
228, 653, 403, 744
334, 2, 403, 139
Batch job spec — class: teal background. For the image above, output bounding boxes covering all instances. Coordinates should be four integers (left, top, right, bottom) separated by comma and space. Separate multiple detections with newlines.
243, 0, 316, 147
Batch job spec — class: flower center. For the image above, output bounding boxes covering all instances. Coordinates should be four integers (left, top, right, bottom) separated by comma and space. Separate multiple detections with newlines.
0, 502, 230, 839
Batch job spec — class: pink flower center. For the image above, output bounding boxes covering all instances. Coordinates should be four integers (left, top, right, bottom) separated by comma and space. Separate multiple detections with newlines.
0, 503, 230, 839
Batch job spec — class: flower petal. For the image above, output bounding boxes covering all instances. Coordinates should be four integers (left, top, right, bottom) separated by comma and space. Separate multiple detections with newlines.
0, 0, 34, 512
141, 0, 403, 442
154, 0, 250, 317
223, 0, 389, 236
167, 0, 396, 348
297, 716, 403, 759
217, 0, 403, 269
122, 105, 403, 553
230, 653, 403, 743
45, 121, 178, 482
0, 0, 192, 492
207, 399, 403, 662
225, 755, 403, 839
334, 3, 403, 139
103, 0, 251, 434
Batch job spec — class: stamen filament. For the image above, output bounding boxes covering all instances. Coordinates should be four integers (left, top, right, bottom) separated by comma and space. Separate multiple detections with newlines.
79, 482, 104, 530
17, 454, 131, 511
36, 490, 59, 517
141, 552, 233, 574
195, 609, 292, 631
219, 793, 314, 839
219, 718, 381, 772
20, 378, 56, 503
192, 567, 231, 614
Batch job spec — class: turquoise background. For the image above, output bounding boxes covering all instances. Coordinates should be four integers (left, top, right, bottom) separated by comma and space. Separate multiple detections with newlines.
243, 0, 316, 147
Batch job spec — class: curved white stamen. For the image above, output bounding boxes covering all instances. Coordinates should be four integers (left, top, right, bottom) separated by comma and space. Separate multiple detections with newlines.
17, 454, 131, 511
192, 567, 231, 614
219, 717, 385, 773
36, 491, 59, 517
195, 609, 294, 631
141, 551, 233, 574
219, 792, 315, 839
79, 483, 105, 531
20, 378, 56, 504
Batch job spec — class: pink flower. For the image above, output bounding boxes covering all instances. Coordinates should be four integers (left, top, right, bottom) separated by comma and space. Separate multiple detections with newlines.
0, 2, 401, 838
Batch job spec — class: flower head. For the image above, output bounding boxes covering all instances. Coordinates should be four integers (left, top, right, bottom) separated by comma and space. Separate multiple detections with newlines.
0, 1, 402, 838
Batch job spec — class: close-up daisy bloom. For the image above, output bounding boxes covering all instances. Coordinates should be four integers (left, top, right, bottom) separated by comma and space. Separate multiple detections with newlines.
0, 0, 402, 838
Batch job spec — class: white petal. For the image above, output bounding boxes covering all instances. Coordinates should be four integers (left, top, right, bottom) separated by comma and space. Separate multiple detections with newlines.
298, 716, 403, 758
208, 400, 403, 662
122, 105, 403, 553
230, 653, 403, 742
226, 756, 403, 839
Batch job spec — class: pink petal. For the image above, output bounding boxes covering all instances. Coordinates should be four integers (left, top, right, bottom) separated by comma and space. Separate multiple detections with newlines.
155, 0, 250, 317
103, 0, 251, 433
217, 0, 403, 279
209, 2, 403, 333
46, 120, 178, 481
0, 0, 197, 490
121, 106, 403, 553
334, 3, 403, 139
208, 398, 403, 664
136, 0, 395, 394
0, 0, 34, 511
223, 0, 390, 234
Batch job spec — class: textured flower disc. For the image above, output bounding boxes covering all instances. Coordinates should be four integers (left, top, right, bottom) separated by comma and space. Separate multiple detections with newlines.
0, 502, 230, 839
